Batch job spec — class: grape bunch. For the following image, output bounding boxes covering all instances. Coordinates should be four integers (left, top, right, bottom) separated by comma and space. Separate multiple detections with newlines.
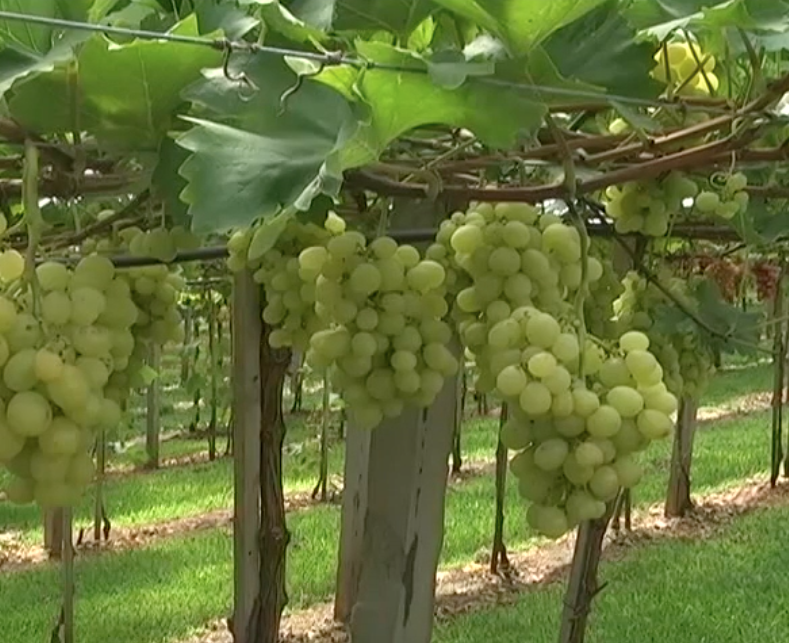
225, 216, 332, 352
226, 212, 459, 430
614, 271, 715, 399
80, 223, 189, 396
694, 173, 749, 221
0, 255, 139, 507
503, 328, 677, 538
437, 202, 675, 538
652, 38, 719, 96
602, 172, 698, 236
703, 259, 742, 303
752, 260, 780, 302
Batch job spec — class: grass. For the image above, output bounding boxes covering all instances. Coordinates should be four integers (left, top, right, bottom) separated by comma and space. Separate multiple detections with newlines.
435, 503, 789, 643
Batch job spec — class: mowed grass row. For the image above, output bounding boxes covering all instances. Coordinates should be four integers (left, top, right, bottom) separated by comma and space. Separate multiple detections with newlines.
435, 502, 789, 643
0, 373, 777, 643
0, 361, 773, 542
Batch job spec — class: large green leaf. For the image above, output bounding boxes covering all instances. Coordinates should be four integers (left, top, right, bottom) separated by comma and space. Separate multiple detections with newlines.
8, 14, 221, 149
628, 0, 789, 38
177, 53, 355, 232
241, 0, 325, 42
313, 40, 545, 153
543, 1, 661, 98
195, 0, 260, 39
0, 0, 91, 93
430, 0, 608, 54
289, 0, 435, 35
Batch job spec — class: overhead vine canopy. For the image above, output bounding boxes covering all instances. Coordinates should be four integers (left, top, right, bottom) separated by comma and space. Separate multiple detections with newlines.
0, 0, 786, 245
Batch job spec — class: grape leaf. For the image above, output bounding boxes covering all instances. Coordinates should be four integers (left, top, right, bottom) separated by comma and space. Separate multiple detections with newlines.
730, 196, 789, 245
8, 15, 222, 149
177, 53, 356, 232
0, 0, 91, 93
543, 1, 661, 98
194, 0, 260, 39
630, 0, 789, 40
288, 0, 435, 35
313, 40, 545, 152
652, 280, 762, 356
240, 0, 325, 42
430, 0, 608, 55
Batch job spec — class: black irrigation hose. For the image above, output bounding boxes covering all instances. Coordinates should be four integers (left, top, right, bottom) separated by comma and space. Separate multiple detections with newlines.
38, 224, 741, 269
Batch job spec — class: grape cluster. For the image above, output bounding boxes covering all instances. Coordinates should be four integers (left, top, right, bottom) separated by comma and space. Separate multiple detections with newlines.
602, 172, 698, 236
437, 202, 675, 538
702, 259, 742, 303
227, 212, 459, 430
0, 255, 137, 507
226, 216, 332, 352
652, 39, 719, 96
694, 173, 749, 221
82, 224, 189, 395
614, 271, 715, 399
752, 260, 780, 302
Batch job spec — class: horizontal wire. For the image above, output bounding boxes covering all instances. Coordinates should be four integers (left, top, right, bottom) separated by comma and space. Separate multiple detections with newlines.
0, 9, 737, 115
42, 223, 742, 268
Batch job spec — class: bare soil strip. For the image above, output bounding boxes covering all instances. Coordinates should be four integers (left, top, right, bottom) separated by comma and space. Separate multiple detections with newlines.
184, 476, 789, 643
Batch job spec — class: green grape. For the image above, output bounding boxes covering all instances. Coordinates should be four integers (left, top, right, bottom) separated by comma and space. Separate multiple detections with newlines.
533, 438, 568, 471
38, 417, 83, 456
7, 391, 53, 437
4, 348, 38, 392
637, 409, 673, 440
36, 262, 71, 291
575, 441, 605, 468
527, 504, 570, 539
519, 381, 552, 415
562, 452, 594, 485
0, 249, 24, 282
566, 490, 606, 524
619, 330, 650, 352
496, 364, 528, 397
500, 415, 532, 450
586, 404, 622, 438
612, 455, 644, 488
606, 386, 645, 418
572, 387, 600, 417
695, 191, 720, 213
589, 465, 620, 501
406, 260, 446, 293
0, 421, 24, 461
525, 312, 561, 348
527, 351, 557, 378
71, 254, 115, 291
34, 349, 64, 383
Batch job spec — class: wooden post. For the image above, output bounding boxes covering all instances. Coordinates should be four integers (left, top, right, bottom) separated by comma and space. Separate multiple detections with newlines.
771, 267, 787, 485
230, 270, 261, 643
451, 368, 464, 474
94, 431, 106, 541
180, 305, 193, 386
558, 509, 614, 643
490, 404, 510, 575
62, 508, 74, 643
145, 343, 161, 469
44, 508, 64, 558
665, 397, 698, 517
334, 369, 457, 643
334, 198, 461, 642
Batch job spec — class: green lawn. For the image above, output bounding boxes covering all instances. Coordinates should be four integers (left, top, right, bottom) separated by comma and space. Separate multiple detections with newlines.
435, 503, 789, 643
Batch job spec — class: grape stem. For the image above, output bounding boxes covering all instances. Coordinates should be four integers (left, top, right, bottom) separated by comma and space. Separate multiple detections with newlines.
22, 140, 44, 317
